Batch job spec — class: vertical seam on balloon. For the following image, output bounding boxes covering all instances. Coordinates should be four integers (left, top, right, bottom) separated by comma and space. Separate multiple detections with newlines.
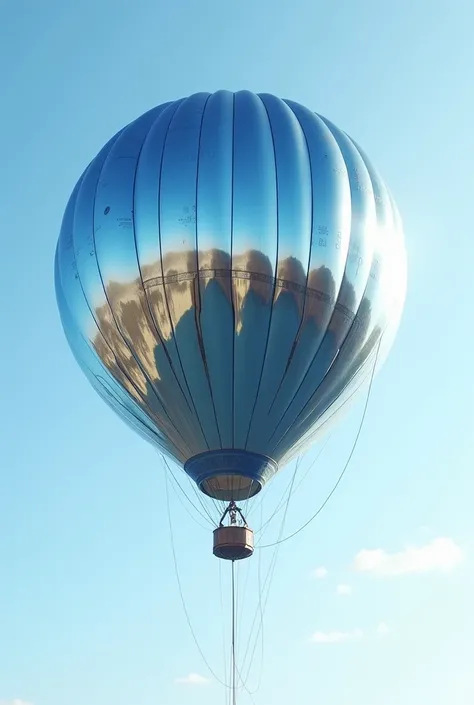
244, 94, 280, 450
292, 130, 383, 415
71, 311, 172, 449
133, 103, 213, 457
97, 375, 168, 440
90, 368, 173, 454
264, 100, 314, 415
68, 165, 186, 455
266, 110, 350, 449
56, 242, 168, 449
271, 129, 381, 455
157, 96, 211, 452
70, 281, 167, 445
66, 169, 150, 406
129, 105, 204, 455
132, 101, 196, 422
282, 129, 383, 439
194, 93, 224, 449
130, 108, 198, 453
89, 126, 190, 454
274, 326, 382, 456
230, 92, 237, 449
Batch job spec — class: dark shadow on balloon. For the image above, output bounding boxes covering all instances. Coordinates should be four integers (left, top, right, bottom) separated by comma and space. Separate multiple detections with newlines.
272, 293, 378, 458
90, 247, 378, 469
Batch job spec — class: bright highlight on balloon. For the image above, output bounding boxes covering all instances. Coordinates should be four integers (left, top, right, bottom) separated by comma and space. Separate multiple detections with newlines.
55, 90, 407, 560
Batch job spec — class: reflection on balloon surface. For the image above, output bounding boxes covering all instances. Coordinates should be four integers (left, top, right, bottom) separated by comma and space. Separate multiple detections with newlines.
55, 90, 407, 501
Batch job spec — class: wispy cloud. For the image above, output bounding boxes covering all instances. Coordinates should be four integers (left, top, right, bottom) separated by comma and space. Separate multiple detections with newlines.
310, 622, 390, 645
353, 537, 463, 577
336, 583, 352, 595
313, 566, 328, 579
376, 621, 390, 635
0, 701, 33, 705
175, 673, 210, 686
311, 628, 363, 644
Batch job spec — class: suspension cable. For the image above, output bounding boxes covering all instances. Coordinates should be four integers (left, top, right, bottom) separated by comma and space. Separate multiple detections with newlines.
239, 452, 296, 692
162, 455, 216, 526
163, 465, 212, 530
231, 560, 237, 705
164, 470, 231, 688
257, 338, 382, 550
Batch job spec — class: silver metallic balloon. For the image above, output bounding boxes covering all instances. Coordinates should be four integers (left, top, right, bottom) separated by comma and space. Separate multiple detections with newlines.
55, 90, 407, 501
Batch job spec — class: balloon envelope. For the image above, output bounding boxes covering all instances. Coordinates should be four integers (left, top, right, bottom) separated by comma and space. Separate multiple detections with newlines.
55, 90, 406, 501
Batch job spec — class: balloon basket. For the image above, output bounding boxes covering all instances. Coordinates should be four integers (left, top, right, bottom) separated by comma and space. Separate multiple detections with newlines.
213, 525, 254, 561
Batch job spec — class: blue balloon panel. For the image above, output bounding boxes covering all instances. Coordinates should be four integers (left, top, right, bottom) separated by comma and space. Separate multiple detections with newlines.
55, 90, 407, 501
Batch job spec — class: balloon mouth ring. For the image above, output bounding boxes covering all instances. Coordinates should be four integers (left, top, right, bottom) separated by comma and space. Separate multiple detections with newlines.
200, 474, 262, 501
184, 449, 278, 502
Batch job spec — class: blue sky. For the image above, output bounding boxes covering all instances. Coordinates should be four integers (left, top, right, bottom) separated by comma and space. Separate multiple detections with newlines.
1, 1, 474, 704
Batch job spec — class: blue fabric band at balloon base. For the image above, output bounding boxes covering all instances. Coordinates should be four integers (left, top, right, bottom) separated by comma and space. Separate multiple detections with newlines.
184, 449, 278, 498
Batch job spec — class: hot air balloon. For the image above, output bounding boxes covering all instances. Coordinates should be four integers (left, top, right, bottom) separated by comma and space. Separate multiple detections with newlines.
55, 90, 406, 560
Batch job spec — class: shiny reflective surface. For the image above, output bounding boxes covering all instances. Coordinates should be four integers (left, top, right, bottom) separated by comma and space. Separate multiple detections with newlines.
55, 90, 407, 497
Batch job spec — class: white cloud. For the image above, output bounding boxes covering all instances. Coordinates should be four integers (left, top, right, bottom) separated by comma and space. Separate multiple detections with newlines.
0, 701, 33, 705
376, 621, 390, 635
175, 673, 210, 686
353, 537, 463, 577
313, 566, 328, 579
311, 628, 363, 644
336, 583, 352, 595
